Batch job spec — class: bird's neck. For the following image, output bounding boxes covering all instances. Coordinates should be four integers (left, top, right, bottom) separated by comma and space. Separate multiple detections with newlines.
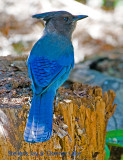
44, 23, 72, 40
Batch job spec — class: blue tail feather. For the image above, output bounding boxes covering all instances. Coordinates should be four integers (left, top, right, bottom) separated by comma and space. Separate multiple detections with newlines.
24, 90, 55, 143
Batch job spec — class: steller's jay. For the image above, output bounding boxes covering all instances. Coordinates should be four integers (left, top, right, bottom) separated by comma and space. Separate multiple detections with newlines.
24, 11, 88, 143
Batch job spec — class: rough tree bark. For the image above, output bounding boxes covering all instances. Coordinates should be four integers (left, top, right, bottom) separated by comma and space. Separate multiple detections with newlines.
0, 81, 116, 160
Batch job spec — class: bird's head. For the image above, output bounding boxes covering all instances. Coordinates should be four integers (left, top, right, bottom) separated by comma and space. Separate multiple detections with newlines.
32, 11, 88, 39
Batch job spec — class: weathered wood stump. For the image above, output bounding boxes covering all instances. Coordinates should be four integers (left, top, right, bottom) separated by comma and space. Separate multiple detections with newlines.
0, 82, 116, 160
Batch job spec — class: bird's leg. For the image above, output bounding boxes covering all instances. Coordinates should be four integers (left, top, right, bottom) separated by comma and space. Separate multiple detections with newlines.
54, 89, 61, 107
54, 89, 65, 107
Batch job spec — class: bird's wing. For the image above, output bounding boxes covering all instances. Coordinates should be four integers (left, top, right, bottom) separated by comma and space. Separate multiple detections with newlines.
28, 56, 71, 94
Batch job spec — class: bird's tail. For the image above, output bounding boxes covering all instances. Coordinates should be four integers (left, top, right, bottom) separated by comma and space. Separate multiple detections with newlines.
24, 90, 55, 143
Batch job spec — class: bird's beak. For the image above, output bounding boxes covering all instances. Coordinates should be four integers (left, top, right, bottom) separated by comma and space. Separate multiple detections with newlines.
73, 15, 88, 21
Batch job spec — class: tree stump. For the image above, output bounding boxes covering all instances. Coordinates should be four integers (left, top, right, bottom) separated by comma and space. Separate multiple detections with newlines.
0, 82, 116, 160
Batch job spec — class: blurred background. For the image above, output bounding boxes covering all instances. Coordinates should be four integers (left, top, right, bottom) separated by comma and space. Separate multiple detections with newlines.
0, 0, 123, 62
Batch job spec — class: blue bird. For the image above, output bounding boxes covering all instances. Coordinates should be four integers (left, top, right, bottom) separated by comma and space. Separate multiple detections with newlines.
24, 11, 88, 143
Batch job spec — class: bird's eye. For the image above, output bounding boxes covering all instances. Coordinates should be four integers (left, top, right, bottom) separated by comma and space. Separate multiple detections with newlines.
64, 17, 69, 21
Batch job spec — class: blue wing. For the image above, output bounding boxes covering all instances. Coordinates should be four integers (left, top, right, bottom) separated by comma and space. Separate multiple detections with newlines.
28, 56, 72, 94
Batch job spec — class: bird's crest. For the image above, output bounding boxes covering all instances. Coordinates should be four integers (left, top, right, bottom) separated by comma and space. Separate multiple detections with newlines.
32, 11, 70, 21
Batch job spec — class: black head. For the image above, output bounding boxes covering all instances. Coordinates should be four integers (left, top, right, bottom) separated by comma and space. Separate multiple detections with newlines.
32, 11, 88, 39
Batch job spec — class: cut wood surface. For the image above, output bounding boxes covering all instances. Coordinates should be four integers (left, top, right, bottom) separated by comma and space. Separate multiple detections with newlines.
0, 83, 116, 160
